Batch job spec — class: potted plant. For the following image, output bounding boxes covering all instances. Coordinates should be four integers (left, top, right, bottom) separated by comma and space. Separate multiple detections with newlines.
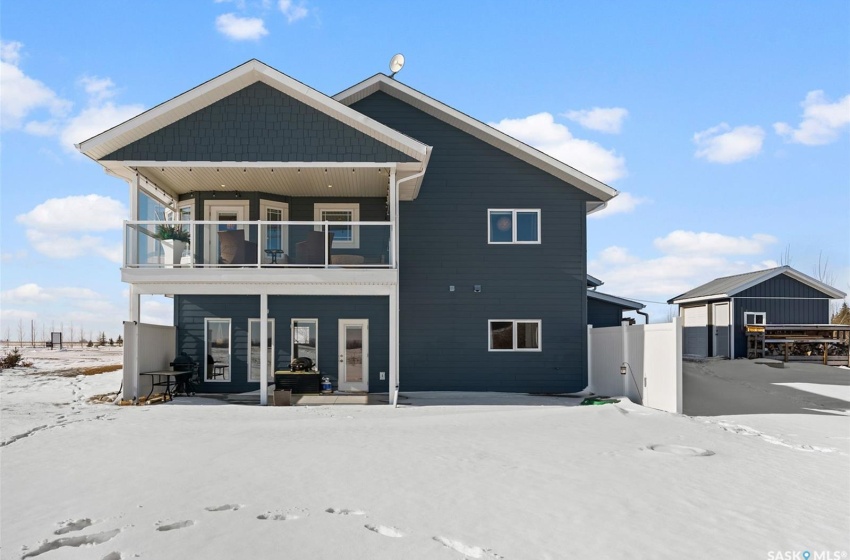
155, 224, 191, 266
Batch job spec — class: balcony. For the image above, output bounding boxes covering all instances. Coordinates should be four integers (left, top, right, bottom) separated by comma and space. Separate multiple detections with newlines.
125, 220, 394, 269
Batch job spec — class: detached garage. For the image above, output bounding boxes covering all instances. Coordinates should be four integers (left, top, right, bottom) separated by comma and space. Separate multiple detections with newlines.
668, 266, 846, 359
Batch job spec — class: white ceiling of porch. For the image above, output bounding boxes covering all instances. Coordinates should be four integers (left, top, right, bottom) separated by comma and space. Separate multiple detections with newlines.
134, 166, 392, 198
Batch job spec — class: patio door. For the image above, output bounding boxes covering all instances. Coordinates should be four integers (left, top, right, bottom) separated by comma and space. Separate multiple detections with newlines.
204, 201, 248, 264
338, 319, 368, 392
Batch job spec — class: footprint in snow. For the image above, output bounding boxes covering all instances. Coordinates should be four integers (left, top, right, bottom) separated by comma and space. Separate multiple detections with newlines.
365, 524, 404, 538
325, 508, 366, 516
22, 528, 121, 559
101, 552, 122, 560
646, 444, 715, 457
156, 520, 195, 532
205, 504, 242, 512
257, 512, 301, 521
54, 518, 93, 535
432, 536, 486, 558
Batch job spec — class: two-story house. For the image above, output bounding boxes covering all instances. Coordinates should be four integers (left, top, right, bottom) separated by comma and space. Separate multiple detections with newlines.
78, 60, 617, 404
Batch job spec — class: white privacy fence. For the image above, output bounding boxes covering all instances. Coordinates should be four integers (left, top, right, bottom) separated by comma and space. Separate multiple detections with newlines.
123, 322, 176, 400
588, 318, 683, 413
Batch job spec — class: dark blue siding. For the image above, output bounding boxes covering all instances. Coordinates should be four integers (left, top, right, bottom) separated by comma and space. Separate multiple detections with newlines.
352, 91, 596, 393
175, 295, 389, 393
587, 298, 624, 328
103, 82, 414, 163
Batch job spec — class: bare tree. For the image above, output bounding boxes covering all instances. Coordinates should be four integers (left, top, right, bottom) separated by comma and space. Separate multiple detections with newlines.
3, 325, 9, 345
69, 322, 76, 349
814, 251, 836, 287
30, 320, 35, 348
779, 244, 792, 266
17, 319, 24, 346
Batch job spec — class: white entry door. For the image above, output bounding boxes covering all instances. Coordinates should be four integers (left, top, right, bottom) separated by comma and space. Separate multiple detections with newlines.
712, 302, 730, 358
204, 202, 248, 264
338, 319, 368, 392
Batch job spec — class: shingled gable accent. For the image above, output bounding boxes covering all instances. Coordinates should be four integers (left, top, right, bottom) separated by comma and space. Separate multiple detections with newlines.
77, 60, 429, 164
101, 82, 415, 163
334, 74, 618, 206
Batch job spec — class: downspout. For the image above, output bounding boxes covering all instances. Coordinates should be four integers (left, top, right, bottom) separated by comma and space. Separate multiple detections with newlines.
390, 147, 432, 406
637, 310, 650, 324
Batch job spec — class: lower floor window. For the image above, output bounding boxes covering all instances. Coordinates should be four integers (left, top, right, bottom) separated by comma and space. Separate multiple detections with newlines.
205, 318, 231, 381
248, 319, 275, 382
291, 319, 318, 369
489, 320, 541, 351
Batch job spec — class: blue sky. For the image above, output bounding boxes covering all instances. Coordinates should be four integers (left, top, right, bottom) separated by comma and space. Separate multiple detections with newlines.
1, 0, 848, 339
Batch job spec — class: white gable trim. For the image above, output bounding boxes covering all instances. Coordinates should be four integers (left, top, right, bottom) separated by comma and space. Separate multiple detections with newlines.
587, 290, 645, 310
77, 60, 430, 164
334, 74, 619, 205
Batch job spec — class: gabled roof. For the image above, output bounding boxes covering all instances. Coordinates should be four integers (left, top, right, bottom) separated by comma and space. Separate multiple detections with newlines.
587, 290, 645, 310
77, 60, 430, 164
668, 265, 846, 304
334, 74, 618, 207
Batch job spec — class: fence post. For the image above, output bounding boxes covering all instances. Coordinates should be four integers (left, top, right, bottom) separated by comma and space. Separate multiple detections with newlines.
621, 322, 629, 398
587, 324, 593, 393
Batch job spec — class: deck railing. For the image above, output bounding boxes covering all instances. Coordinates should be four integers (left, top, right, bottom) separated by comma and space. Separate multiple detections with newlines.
124, 220, 394, 269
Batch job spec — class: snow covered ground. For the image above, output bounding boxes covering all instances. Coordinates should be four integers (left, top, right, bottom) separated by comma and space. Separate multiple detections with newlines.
1, 348, 848, 559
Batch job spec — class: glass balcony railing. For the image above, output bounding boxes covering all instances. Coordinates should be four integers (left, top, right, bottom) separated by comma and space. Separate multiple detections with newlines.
124, 221, 395, 269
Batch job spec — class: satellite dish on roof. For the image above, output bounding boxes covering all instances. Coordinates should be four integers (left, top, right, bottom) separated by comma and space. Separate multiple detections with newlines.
389, 54, 405, 79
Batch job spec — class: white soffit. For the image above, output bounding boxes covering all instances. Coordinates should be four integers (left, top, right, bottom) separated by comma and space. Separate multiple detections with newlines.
334, 75, 619, 205
77, 60, 430, 164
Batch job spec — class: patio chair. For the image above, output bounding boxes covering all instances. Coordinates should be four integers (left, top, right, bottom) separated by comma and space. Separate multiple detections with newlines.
295, 230, 334, 265
218, 230, 258, 265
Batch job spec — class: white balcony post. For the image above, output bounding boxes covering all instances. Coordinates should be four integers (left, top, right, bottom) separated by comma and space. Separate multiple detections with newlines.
128, 286, 141, 401
324, 222, 329, 268
389, 167, 398, 267
259, 293, 268, 406
129, 174, 140, 266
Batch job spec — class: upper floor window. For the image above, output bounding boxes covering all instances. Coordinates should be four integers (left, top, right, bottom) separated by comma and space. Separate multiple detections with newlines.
488, 209, 540, 244
314, 203, 359, 249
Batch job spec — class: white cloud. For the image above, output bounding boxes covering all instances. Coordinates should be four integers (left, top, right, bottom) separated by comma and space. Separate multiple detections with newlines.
490, 112, 627, 183
141, 298, 175, 326
564, 107, 628, 134
1, 250, 28, 262
0, 40, 71, 131
17, 194, 126, 232
774, 90, 850, 146
1, 42, 143, 152
215, 13, 269, 40
693, 123, 765, 163
0, 284, 102, 304
588, 192, 647, 219
16, 195, 126, 263
279, 0, 308, 23
653, 230, 777, 256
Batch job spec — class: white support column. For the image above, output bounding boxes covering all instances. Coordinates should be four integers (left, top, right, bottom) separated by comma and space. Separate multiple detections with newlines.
129, 286, 141, 401
129, 173, 140, 266
130, 173, 139, 220
260, 293, 269, 406
389, 284, 399, 406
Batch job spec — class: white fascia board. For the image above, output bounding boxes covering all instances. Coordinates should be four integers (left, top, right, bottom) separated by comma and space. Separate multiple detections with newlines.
78, 60, 430, 164
122, 268, 398, 295
117, 161, 399, 169
335, 75, 619, 206
671, 294, 729, 305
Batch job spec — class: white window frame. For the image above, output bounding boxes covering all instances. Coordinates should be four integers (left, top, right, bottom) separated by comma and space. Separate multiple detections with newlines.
260, 200, 289, 263
204, 318, 232, 382
291, 318, 319, 370
314, 203, 360, 249
488, 320, 542, 352
487, 209, 541, 244
247, 319, 275, 383
744, 312, 766, 326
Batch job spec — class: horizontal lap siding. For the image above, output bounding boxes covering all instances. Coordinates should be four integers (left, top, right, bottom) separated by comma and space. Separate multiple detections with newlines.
175, 295, 389, 393
352, 91, 594, 393
588, 298, 625, 328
